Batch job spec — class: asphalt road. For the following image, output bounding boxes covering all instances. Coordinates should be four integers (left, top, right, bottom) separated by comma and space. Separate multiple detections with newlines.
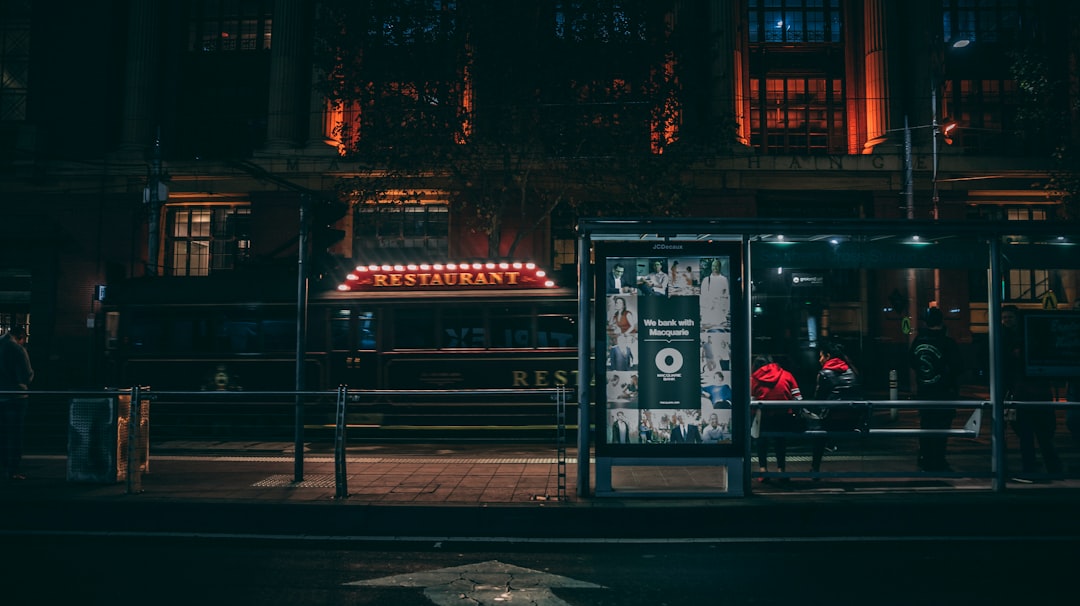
7, 534, 1074, 605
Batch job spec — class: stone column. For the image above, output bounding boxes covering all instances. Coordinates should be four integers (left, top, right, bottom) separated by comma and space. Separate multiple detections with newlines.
264, 0, 307, 150
707, 0, 746, 146
862, 0, 889, 152
117, 2, 160, 158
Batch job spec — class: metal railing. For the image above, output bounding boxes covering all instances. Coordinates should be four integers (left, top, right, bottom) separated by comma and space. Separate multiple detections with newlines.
7, 387, 1077, 497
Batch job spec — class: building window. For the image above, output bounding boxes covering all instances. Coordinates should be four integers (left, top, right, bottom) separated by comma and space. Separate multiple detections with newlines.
355, 200, 448, 254
750, 77, 845, 154
748, 0, 842, 44
554, 1, 648, 42
975, 205, 1056, 302
167, 205, 252, 276
553, 238, 576, 271
188, 0, 273, 52
0, 0, 31, 121
363, 0, 458, 45
943, 0, 1036, 46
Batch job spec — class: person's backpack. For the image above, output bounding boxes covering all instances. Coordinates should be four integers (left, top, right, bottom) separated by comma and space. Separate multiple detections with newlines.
912, 341, 948, 388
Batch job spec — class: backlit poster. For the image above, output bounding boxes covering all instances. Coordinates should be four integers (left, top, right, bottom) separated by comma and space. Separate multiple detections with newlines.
597, 244, 737, 452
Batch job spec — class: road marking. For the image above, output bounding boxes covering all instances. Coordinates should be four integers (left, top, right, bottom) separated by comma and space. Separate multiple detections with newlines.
345, 559, 604, 605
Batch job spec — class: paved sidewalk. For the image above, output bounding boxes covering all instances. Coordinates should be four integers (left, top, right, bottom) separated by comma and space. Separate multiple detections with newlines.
5, 443, 1080, 540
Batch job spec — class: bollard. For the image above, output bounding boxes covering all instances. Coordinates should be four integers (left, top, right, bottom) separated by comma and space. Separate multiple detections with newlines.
888, 369, 899, 422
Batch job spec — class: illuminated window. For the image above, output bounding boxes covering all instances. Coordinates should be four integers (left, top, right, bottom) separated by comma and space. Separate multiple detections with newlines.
188, 0, 273, 52
553, 238, 577, 271
167, 205, 252, 276
937, 79, 1020, 153
750, 77, 845, 154
976, 205, 1056, 303
326, 2, 464, 152
355, 200, 448, 254
748, 0, 842, 44
0, 1, 30, 121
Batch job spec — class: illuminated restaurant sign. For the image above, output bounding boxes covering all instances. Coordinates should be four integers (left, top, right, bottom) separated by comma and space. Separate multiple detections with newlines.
337, 262, 557, 291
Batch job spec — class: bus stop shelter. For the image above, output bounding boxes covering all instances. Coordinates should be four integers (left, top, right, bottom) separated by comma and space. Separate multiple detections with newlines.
576, 218, 1080, 498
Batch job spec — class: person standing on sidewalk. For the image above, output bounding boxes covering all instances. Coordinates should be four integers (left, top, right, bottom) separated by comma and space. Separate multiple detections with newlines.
751, 354, 802, 482
909, 306, 963, 472
808, 341, 860, 476
1001, 305, 1061, 481
0, 326, 34, 481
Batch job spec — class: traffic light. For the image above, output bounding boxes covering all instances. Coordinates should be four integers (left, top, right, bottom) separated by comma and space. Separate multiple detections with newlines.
310, 198, 351, 284
941, 121, 957, 145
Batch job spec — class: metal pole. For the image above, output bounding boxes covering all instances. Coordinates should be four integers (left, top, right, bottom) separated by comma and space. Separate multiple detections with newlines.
931, 87, 940, 219
989, 237, 1007, 491
576, 232, 592, 497
742, 234, 753, 492
904, 115, 914, 220
294, 195, 310, 482
145, 132, 163, 277
904, 116, 918, 385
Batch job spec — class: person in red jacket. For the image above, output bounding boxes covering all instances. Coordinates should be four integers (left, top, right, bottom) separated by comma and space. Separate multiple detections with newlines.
751, 354, 802, 482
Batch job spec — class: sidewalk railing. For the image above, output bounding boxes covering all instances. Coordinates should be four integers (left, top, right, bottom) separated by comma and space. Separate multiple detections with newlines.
7, 388, 1079, 496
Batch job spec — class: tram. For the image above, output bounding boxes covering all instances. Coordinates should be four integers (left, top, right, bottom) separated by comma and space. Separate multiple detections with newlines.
100, 262, 578, 443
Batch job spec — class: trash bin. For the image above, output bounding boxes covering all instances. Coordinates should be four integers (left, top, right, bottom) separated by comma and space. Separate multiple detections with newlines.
68, 392, 149, 483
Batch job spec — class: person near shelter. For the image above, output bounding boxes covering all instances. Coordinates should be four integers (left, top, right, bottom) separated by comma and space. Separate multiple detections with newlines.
808, 341, 860, 476
909, 306, 964, 472
751, 354, 802, 482
1001, 305, 1061, 480
0, 326, 34, 481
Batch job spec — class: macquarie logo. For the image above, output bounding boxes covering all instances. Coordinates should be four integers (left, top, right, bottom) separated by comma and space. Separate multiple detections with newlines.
655, 347, 684, 382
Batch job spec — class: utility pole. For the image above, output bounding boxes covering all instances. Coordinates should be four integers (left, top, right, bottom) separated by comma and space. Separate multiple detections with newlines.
931, 86, 940, 220
143, 130, 167, 276
294, 194, 310, 482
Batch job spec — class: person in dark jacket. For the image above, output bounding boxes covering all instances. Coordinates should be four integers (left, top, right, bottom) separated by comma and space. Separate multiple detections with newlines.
751, 354, 802, 481
909, 306, 963, 471
809, 341, 859, 475
1001, 305, 1061, 480
0, 326, 34, 480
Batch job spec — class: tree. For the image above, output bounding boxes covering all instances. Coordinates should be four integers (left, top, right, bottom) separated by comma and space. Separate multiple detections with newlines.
313, 0, 725, 259
1010, 48, 1080, 220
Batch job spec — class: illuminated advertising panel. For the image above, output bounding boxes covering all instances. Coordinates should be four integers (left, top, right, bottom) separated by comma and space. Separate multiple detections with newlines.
596, 242, 741, 455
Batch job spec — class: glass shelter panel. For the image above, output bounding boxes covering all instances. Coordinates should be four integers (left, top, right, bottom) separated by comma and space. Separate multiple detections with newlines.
749, 233, 995, 478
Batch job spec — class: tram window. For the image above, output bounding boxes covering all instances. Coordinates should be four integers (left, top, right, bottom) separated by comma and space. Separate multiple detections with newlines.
537, 313, 577, 347
125, 312, 163, 353
219, 318, 258, 353
330, 310, 350, 351
262, 319, 295, 352
172, 318, 201, 352
441, 307, 486, 348
330, 309, 376, 351
357, 312, 376, 349
392, 308, 437, 349
490, 306, 532, 348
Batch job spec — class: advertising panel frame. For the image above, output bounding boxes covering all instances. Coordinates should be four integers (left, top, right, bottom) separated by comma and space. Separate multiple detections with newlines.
592, 239, 746, 496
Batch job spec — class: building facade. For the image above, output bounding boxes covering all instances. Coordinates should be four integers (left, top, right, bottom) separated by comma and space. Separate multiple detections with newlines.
1, 0, 1077, 388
